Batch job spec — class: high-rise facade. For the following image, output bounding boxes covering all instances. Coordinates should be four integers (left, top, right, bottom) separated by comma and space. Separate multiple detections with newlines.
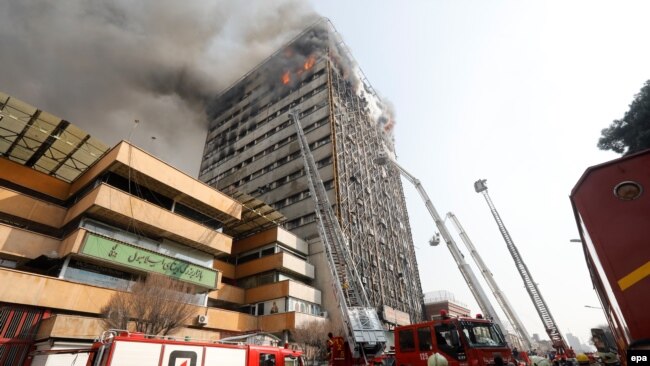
199, 20, 424, 326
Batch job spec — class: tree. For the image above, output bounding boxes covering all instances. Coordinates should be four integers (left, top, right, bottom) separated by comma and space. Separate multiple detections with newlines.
598, 80, 650, 155
292, 320, 341, 365
101, 274, 196, 336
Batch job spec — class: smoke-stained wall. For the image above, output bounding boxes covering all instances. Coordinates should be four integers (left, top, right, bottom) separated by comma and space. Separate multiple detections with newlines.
200, 21, 424, 327
0, 0, 318, 175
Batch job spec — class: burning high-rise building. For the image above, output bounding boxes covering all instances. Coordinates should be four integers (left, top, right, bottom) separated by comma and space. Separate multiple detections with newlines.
199, 20, 423, 327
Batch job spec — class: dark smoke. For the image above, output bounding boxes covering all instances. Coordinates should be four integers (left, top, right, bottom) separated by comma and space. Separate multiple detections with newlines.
0, 0, 318, 175
207, 19, 396, 141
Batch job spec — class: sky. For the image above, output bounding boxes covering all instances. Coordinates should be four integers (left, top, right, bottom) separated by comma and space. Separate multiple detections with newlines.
2, 0, 648, 350
309, 0, 650, 348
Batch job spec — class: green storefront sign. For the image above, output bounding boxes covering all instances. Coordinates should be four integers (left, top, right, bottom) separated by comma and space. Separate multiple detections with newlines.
81, 233, 218, 289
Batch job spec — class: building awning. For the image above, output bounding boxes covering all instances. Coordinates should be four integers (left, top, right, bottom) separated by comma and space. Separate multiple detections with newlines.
221, 189, 286, 239
0, 92, 108, 182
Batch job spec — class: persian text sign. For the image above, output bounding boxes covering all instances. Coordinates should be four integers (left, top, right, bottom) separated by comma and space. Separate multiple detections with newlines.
81, 233, 217, 289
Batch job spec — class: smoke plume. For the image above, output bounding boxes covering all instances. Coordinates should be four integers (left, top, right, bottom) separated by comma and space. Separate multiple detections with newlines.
0, 0, 318, 175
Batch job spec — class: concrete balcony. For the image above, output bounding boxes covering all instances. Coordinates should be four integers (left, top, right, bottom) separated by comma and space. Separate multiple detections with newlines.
0, 268, 258, 333
0, 268, 114, 314
208, 283, 245, 305
35, 315, 232, 342
258, 311, 326, 333
213, 258, 235, 279
0, 158, 70, 201
246, 280, 321, 305
235, 252, 314, 280
0, 223, 60, 259
0, 142, 243, 226
70, 142, 242, 222
203, 307, 257, 332
0, 187, 66, 228
36, 314, 106, 340
65, 184, 233, 256
233, 226, 308, 256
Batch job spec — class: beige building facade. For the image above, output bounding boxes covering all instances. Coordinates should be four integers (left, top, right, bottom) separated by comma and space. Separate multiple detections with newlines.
0, 92, 324, 365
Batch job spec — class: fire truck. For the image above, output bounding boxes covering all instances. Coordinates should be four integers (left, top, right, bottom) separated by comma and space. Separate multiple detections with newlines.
30, 330, 305, 366
570, 149, 650, 365
394, 312, 513, 366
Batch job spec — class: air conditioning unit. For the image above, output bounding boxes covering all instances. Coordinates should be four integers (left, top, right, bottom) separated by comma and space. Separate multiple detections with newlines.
320, 311, 328, 318
197, 314, 209, 326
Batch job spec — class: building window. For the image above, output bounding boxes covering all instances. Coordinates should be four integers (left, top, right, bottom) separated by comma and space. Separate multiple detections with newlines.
398, 329, 415, 352
418, 326, 433, 351
0, 258, 17, 269
259, 353, 276, 366
64, 259, 135, 291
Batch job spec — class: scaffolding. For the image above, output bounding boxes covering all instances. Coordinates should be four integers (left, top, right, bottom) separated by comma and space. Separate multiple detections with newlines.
328, 49, 423, 324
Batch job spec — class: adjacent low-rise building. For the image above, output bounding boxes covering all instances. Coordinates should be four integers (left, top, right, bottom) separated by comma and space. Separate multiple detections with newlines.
0, 92, 323, 365
423, 291, 471, 320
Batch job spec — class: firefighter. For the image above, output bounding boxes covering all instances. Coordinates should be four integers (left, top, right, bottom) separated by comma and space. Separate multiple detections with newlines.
428, 352, 448, 366
326, 332, 334, 359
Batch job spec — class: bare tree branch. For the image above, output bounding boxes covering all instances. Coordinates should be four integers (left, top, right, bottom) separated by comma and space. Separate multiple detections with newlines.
292, 320, 342, 364
101, 274, 197, 336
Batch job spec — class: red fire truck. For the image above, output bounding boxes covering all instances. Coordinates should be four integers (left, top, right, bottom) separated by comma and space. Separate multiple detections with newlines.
29, 331, 304, 366
393, 312, 513, 366
570, 149, 650, 365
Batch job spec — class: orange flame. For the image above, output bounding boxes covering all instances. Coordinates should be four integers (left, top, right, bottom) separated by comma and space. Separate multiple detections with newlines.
281, 71, 290, 85
383, 118, 395, 133
303, 55, 316, 70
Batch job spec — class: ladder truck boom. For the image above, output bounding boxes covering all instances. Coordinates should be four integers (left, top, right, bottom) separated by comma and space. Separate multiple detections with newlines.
447, 212, 534, 351
474, 179, 573, 356
374, 152, 505, 334
289, 110, 385, 363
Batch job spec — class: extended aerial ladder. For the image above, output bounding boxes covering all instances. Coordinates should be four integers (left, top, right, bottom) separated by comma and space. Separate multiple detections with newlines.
374, 152, 506, 334
447, 212, 534, 351
289, 110, 385, 364
474, 179, 573, 356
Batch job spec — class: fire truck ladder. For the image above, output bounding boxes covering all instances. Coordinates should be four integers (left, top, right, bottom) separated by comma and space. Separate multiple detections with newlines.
289, 110, 385, 363
474, 179, 571, 355
447, 212, 533, 351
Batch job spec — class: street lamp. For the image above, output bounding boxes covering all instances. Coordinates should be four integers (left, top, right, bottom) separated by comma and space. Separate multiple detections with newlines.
570, 239, 582, 243
584, 305, 602, 310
